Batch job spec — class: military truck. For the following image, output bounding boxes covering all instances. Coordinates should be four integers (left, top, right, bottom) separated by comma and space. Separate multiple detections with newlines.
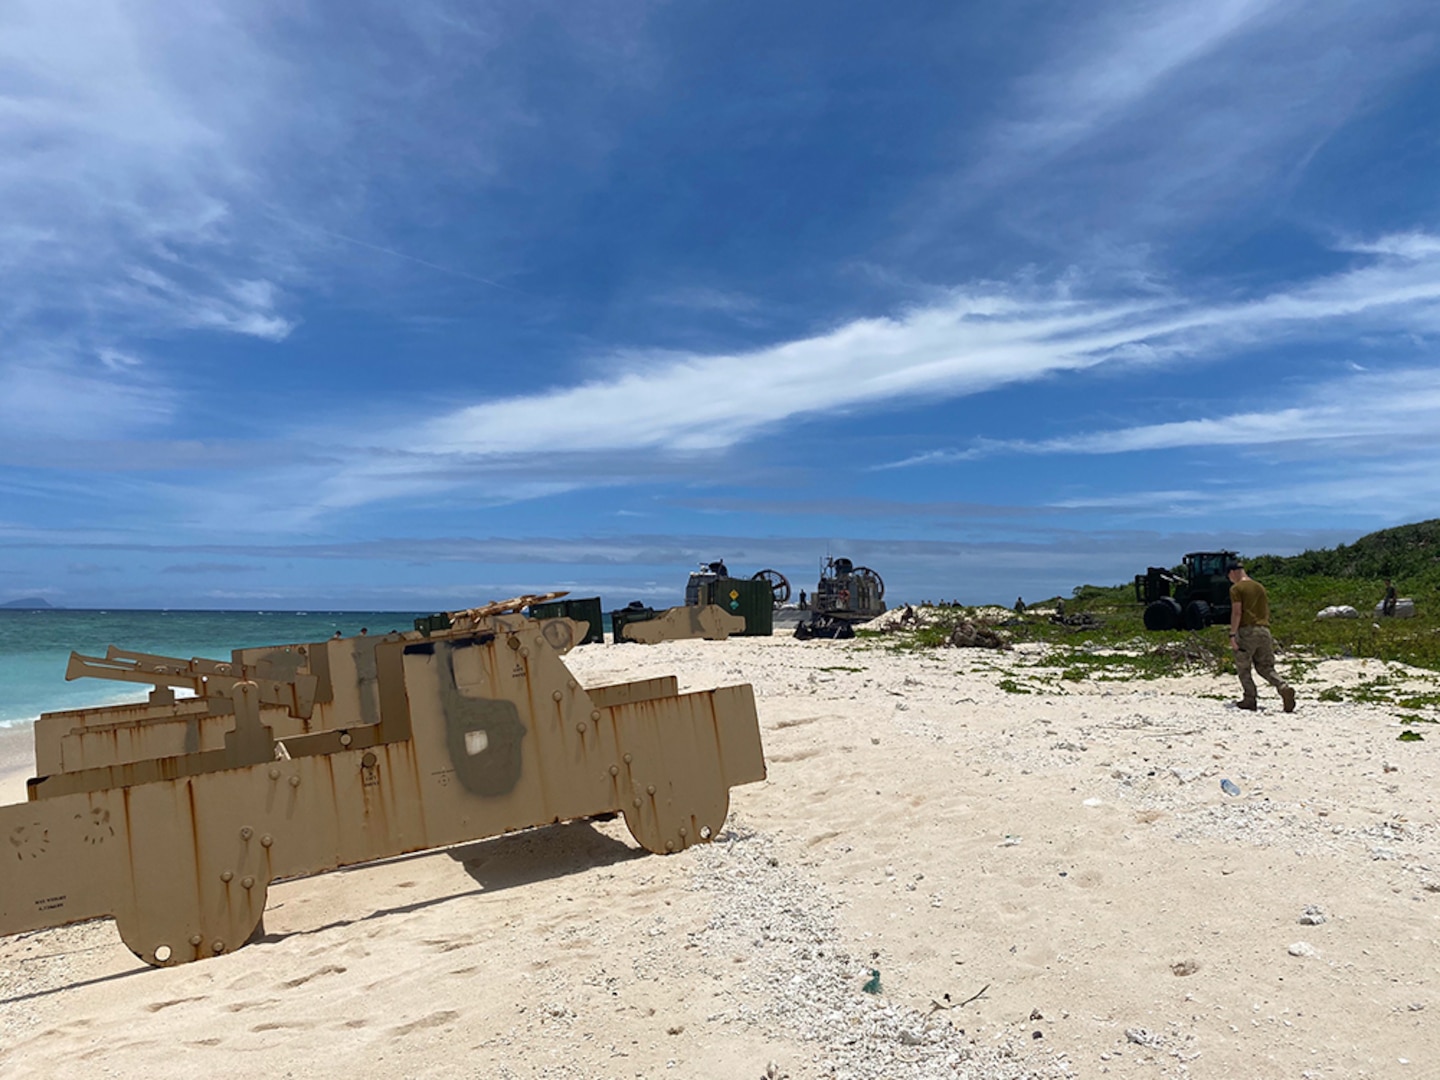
795, 556, 886, 639
1134, 550, 1237, 631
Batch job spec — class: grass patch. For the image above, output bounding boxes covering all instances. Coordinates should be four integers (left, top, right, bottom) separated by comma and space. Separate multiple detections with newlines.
1341, 676, 1398, 704
1310, 679, 1440, 708
887, 575, 1440, 673
817, 665, 865, 673
1044, 643, 1221, 681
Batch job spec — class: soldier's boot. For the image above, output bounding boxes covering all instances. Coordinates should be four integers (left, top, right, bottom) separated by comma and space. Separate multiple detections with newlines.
1281, 687, 1296, 713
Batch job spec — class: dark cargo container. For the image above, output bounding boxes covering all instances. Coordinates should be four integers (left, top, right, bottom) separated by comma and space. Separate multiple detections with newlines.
528, 596, 605, 645
610, 602, 659, 644
693, 577, 773, 636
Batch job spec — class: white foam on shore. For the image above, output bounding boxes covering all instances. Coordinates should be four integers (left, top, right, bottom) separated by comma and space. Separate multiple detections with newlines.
0, 688, 197, 730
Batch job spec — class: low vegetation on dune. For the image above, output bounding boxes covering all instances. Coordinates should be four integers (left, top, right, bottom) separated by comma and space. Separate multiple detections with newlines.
1040, 574, 1440, 670
860, 520, 1440, 713
1246, 518, 1440, 585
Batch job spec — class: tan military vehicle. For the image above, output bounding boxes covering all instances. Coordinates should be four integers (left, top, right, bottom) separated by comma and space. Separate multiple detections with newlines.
0, 594, 765, 967
616, 603, 746, 643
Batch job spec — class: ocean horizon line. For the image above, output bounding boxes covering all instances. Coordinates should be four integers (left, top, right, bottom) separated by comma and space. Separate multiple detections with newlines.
1, 607, 426, 614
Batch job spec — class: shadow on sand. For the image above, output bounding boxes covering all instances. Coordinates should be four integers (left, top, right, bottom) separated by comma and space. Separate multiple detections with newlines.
259, 817, 645, 946
1, 819, 646, 1002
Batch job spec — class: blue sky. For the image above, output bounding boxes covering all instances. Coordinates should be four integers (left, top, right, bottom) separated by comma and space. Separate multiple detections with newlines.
3, 0, 1440, 611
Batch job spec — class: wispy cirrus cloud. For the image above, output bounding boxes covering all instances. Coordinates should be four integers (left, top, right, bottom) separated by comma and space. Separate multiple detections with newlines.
946, 0, 1439, 243
186, 230, 1431, 535
0, 3, 288, 309
975, 0, 1282, 182
0, 0, 669, 442
32, 226, 1436, 536
889, 365, 1440, 465
0, 342, 179, 438
0, 0, 299, 436
402, 233, 1440, 458
1052, 458, 1440, 530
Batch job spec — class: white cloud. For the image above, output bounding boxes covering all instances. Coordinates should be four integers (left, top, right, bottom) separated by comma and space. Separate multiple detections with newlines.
1341, 232, 1440, 261
0, 1, 662, 440
940, 0, 1439, 244
405, 234, 1440, 463
0, 3, 283, 297
0, 0, 298, 435
979, 0, 1280, 177
198, 231, 1431, 532
46, 222, 1433, 530
97, 348, 143, 372
1053, 457, 1440, 525
0, 342, 177, 438
928, 366, 1440, 459
411, 297, 1133, 458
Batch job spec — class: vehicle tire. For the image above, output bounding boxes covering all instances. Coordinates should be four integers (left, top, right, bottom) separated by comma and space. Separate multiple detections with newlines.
1143, 598, 1180, 631
1183, 600, 1211, 631
1161, 597, 1183, 628
751, 569, 791, 607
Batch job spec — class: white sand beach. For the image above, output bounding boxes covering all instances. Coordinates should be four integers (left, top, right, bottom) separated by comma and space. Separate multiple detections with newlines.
2, 633, 1438, 1078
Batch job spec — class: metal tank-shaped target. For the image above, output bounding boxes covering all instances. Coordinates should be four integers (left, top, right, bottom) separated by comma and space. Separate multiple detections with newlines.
0, 595, 765, 968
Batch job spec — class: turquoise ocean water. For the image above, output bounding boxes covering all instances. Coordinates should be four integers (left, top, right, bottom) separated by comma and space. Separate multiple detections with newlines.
0, 609, 424, 729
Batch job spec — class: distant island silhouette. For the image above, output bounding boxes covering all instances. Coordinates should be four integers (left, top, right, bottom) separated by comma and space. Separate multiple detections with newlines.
1, 597, 55, 609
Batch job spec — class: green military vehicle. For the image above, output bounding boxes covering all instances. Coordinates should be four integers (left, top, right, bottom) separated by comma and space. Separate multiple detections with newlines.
1134, 550, 1237, 631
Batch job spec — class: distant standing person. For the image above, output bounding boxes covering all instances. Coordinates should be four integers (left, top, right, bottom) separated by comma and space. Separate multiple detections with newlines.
1227, 560, 1295, 713
798, 589, 807, 611
1382, 579, 1398, 617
